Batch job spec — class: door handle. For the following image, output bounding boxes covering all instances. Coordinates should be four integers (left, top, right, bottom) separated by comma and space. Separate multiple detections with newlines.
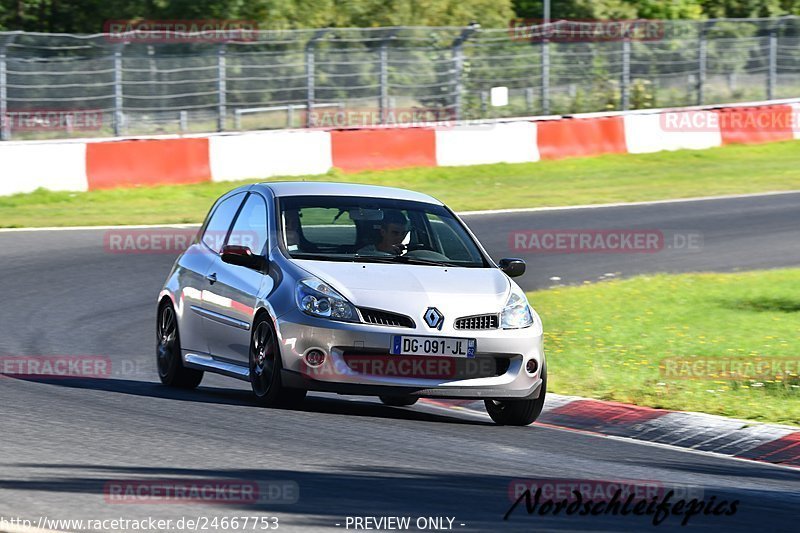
206, 272, 217, 284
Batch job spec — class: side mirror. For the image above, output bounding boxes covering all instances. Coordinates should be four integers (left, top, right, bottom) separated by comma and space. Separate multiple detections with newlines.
221, 244, 267, 271
498, 258, 526, 278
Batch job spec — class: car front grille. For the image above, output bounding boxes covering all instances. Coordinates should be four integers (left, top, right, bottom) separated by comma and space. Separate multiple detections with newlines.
358, 308, 415, 328
454, 313, 499, 330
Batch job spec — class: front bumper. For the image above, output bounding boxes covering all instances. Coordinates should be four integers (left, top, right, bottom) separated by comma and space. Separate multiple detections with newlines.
274, 308, 545, 400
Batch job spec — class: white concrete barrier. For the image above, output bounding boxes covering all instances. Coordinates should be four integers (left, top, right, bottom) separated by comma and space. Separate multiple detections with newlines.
623, 112, 722, 154
791, 103, 800, 140
0, 142, 87, 196
435, 121, 539, 166
209, 130, 332, 182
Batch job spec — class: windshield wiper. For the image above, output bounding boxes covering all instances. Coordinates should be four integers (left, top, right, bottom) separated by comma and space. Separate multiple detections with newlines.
289, 252, 354, 262
291, 252, 473, 268
352, 254, 463, 267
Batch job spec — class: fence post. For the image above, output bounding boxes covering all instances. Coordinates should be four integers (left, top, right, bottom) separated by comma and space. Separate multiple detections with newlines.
697, 23, 707, 106
767, 25, 778, 100
305, 44, 315, 127
379, 40, 389, 124
452, 43, 465, 121
452, 23, 479, 122
525, 87, 534, 111
0, 47, 7, 141
305, 30, 328, 128
541, 39, 550, 115
113, 46, 124, 136
217, 44, 226, 132
621, 38, 631, 111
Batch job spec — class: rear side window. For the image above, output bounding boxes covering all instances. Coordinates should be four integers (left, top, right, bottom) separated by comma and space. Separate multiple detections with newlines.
201, 192, 245, 253
228, 194, 269, 254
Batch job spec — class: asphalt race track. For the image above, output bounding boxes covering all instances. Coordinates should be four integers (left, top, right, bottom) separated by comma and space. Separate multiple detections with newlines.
1, 192, 799, 532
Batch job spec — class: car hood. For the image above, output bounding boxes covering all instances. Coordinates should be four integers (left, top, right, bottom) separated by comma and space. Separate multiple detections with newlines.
293, 260, 511, 325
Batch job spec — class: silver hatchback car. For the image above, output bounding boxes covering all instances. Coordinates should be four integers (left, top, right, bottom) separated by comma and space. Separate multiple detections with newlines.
157, 182, 546, 425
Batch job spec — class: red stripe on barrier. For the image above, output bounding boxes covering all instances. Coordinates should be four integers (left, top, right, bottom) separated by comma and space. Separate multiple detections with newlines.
539, 399, 666, 433
714, 105, 794, 145
331, 128, 436, 172
737, 432, 800, 464
537, 116, 627, 160
86, 138, 211, 190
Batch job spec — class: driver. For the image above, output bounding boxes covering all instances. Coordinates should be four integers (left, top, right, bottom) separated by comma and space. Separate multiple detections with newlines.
358, 210, 410, 255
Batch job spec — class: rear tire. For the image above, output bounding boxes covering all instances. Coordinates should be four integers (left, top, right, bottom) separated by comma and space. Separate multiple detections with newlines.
249, 315, 307, 407
484, 363, 546, 426
379, 395, 418, 407
157, 301, 204, 389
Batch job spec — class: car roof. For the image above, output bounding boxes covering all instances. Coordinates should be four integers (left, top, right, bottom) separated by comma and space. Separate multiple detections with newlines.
256, 181, 443, 205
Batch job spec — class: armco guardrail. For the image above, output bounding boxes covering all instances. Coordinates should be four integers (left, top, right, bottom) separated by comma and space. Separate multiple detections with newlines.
1, 99, 799, 197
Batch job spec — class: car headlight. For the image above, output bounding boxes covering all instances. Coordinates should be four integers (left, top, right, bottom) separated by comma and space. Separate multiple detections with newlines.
501, 289, 534, 329
295, 278, 358, 322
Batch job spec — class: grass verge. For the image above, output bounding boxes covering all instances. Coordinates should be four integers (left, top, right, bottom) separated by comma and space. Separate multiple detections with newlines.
2, 140, 800, 227
530, 269, 800, 426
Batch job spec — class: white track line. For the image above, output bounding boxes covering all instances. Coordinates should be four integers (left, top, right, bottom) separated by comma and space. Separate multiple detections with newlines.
457, 189, 800, 216
2, 190, 799, 233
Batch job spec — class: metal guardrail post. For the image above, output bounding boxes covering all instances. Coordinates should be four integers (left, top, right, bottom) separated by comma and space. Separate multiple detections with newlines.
0, 47, 7, 141
379, 41, 389, 124
452, 23, 479, 122
305, 45, 315, 127
768, 25, 778, 100
541, 39, 550, 115
217, 44, 226, 132
113, 45, 124, 136
305, 30, 328, 128
621, 39, 631, 111
697, 23, 707, 106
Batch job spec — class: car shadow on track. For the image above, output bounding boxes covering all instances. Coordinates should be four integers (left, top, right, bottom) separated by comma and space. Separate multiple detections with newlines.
7, 375, 492, 426
1, 463, 774, 532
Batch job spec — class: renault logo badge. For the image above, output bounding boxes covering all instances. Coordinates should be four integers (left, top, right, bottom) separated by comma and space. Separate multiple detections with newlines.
424, 307, 444, 330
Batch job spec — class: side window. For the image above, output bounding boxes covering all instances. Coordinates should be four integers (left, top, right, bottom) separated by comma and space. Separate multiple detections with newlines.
228, 194, 269, 254
201, 193, 245, 253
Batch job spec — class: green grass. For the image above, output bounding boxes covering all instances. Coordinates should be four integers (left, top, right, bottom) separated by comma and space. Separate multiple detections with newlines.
530, 269, 800, 426
2, 140, 800, 227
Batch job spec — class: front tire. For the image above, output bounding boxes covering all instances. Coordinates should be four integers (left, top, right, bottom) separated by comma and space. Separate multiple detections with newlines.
249, 315, 306, 407
484, 363, 546, 426
379, 395, 418, 407
157, 301, 204, 389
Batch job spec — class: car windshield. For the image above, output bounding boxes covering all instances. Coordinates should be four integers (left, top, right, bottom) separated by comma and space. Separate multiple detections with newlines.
279, 195, 488, 268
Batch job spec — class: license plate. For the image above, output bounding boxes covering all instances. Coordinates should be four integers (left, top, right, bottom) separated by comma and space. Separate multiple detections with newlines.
390, 335, 476, 358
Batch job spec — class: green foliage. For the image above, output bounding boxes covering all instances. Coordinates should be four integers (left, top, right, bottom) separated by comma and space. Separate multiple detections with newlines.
0, 0, 514, 33
630, 78, 655, 108
1, 1, 798, 34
